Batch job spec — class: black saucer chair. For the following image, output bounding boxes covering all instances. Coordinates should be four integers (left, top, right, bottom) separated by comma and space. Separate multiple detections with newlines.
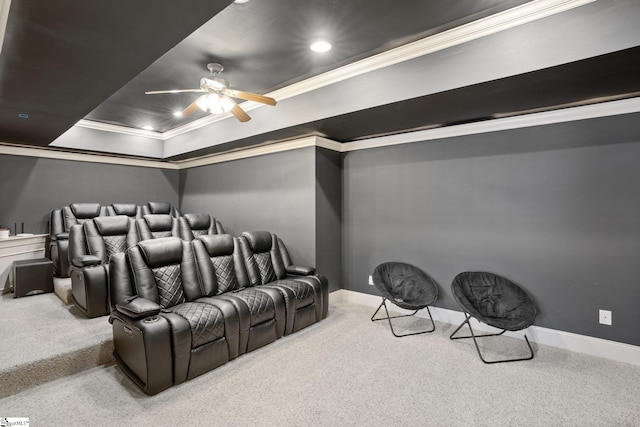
450, 271, 537, 364
370, 262, 438, 337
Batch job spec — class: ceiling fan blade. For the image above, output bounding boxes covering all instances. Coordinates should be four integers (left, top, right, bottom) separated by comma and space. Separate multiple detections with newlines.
228, 99, 251, 122
182, 96, 205, 117
224, 89, 276, 106
145, 89, 206, 95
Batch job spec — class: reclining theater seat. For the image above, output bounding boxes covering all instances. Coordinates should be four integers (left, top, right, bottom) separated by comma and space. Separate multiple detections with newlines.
136, 214, 180, 241
238, 231, 329, 334
106, 203, 142, 219
141, 201, 181, 218
178, 213, 225, 241
49, 203, 106, 278
68, 215, 138, 318
109, 237, 261, 395
193, 234, 287, 354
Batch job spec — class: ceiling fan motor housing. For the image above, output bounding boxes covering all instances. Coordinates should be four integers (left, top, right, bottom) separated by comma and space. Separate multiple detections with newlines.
200, 76, 228, 92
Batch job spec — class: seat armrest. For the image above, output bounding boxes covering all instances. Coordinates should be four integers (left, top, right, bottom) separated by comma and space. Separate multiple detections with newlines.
286, 264, 316, 276
53, 232, 69, 241
71, 255, 102, 267
115, 297, 162, 319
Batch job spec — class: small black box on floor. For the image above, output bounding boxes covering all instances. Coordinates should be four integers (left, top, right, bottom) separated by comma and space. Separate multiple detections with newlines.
12, 258, 54, 298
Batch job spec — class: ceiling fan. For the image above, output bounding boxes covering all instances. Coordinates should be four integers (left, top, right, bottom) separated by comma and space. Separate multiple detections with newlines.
145, 63, 276, 122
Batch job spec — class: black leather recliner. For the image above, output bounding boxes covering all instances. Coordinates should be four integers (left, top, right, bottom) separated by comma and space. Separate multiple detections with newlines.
141, 201, 181, 218
178, 213, 225, 241
68, 215, 138, 318
135, 214, 180, 240
193, 234, 286, 353
49, 203, 107, 278
109, 236, 285, 395
109, 232, 329, 395
106, 203, 142, 219
237, 231, 329, 334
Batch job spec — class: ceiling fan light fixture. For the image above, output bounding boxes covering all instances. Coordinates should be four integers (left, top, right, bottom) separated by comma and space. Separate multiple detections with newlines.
173, 110, 183, 117
196, 93, 232, 115
310, 39, 332, 53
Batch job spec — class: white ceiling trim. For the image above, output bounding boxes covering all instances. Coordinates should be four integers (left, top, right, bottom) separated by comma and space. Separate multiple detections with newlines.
0, 143, 178, 169
7, 98, 639, 170
75, 119, 165, 140
73, 0, 595, 142
341, 97, 640, 153
175, 136, 341, 169
0, 0, 10, 57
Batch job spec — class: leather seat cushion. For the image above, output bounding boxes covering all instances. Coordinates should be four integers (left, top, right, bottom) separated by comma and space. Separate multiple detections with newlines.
169, 302, 225, 348
271, 279, 314, 308
232, 288, 275, 326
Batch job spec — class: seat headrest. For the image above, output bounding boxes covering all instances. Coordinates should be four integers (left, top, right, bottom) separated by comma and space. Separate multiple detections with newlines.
94, 215, 130, 235
70, 203, 101, 219
184, 213, 210, 229
197, 234, 234, 257
112, 203, 137, 217
147, 201, 172, 214
241, 231, 272, 253
137, 237, 183, 268
143, 214, 173, 231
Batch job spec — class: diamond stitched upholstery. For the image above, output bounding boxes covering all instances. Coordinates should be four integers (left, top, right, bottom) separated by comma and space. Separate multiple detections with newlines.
254, 252, 276, 284
234, 288, 274, 325
273, 279, 314, 307
192, 229, 207, 237
152, 264, 185, 308
170, 302, 225, 348
152, 231, 173, 239
103, 235, 127, 257
212, 255, 239, 294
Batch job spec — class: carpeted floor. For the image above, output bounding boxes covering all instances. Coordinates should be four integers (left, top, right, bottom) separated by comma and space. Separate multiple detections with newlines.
0, 291, 113, 398
1, 298, 639, 426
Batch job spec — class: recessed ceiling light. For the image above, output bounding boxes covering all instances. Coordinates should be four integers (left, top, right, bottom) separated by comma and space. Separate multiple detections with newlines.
173, 111, 183, 118
310, 40, 332, 53
234, 0, 250, 3
142, 125, 154, 131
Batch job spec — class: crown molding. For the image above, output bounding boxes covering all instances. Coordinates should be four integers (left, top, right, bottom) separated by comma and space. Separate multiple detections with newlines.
341, 97, 640, 153
72, 0, 595, 143
0, 143, 178, 169
176, 136, 341, 169
0, 0, 11, 57
6, 98, 638, 170
75, 119, 165, 140
265, 0, 595, 106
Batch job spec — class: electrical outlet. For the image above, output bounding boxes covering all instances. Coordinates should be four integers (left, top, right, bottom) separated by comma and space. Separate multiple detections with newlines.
368, 275, 373, 286
599, 309, 612, 326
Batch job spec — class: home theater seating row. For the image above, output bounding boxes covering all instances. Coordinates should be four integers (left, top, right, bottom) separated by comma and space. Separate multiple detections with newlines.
49, 202, 225, 318
49, 202, 184, 279
109, 231, 329, 395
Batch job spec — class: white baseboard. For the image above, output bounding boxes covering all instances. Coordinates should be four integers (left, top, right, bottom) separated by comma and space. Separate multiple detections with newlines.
331, 289, 640, 367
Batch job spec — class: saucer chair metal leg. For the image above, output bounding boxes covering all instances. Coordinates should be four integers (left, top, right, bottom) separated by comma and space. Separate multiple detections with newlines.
450, 313, 534, 364
371, 297, 435, 337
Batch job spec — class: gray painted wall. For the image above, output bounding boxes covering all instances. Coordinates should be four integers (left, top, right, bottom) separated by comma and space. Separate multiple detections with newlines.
342, 113, 640, 346
316, 147, 342, 292
179, 147, 317, 267
0, 155, 179, 234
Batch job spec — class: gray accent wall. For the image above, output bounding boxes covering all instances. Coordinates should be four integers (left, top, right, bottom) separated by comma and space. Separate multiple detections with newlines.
0, 155, 179, 234
342, 113, 640, 346
179, 147, 317, 268
316, 148, 342, 292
